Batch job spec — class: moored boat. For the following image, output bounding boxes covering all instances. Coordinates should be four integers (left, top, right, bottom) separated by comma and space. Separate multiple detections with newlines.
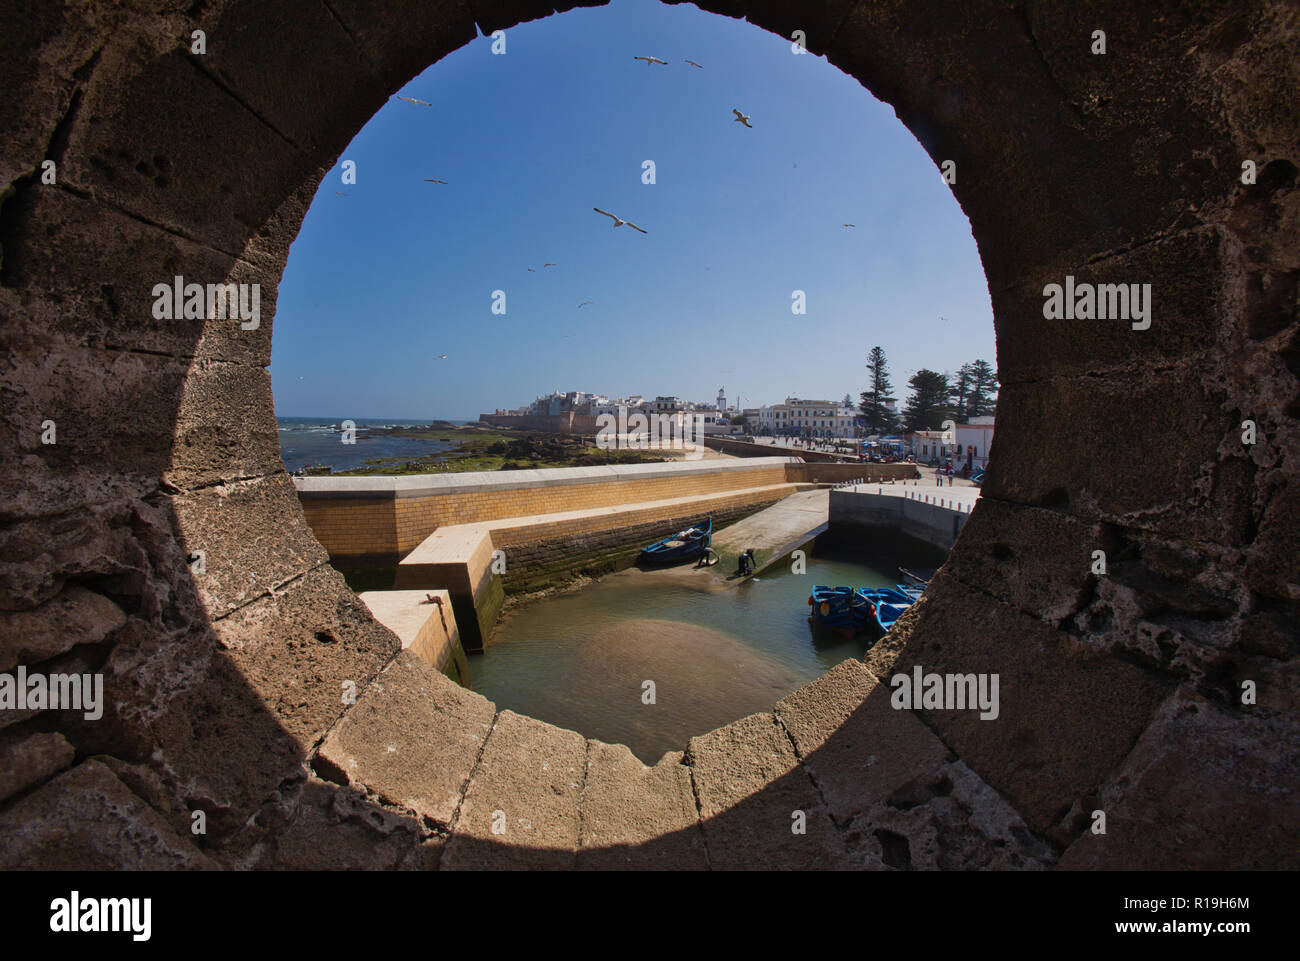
873, 601, 911, 633
899, 567, 936, 588
858, 586, 916, 607
808, 585, 876, 636
639, 517, 713, 565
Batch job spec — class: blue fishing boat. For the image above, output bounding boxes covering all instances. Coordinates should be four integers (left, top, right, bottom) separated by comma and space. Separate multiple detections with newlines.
899, 567, 936, 588
858, 586, 916, 607
854, 587, 917, 635
639, 517, 712, 565
874, 601, 911, 633
808, 585, 877, 636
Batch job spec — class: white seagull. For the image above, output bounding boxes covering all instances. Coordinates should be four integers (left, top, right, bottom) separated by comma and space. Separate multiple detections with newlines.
578, 301, 593, 309
437, 354, 448, 359
424, 179, 448, 184
527, 267, 536, 272
544, 262, 556, 267
732, 109, 752, 128
634, 56, 668, 66
593, 207, 647, 233
843, 223, 856, 228
395, 95, 431, 106
684, 59, 703, 68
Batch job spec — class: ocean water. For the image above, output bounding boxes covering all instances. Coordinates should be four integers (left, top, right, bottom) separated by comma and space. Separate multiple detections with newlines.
276, 416, 468, 473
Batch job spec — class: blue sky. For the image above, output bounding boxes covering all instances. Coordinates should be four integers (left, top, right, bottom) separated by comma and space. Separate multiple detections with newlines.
270, 0, 995, 420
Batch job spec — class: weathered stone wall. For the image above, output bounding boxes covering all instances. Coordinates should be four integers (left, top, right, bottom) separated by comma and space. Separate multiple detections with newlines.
497, 496, 779, 593
830, 489, 971, 551
0, 0, 1295, 869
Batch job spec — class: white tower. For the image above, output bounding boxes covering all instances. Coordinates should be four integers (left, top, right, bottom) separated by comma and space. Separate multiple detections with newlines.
717, 387, 726, 412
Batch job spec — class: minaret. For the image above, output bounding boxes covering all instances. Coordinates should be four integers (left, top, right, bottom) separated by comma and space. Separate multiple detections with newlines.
717, 386, 726, 412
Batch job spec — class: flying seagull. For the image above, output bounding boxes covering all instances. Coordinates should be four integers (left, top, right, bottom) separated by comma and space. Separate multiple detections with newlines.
634, 56, 668, 66
437, 354, 448, 359
593, 207, 647, 233
527, 267, 536, 272
395, 95, 431, 106
732, 109, 752, 128
544, 262, 556, 267
843, 223, 856, 228
334, 191, 347, 196
578, 301, 593, 309
683, 59, 703, 68
424, 179, 448, 184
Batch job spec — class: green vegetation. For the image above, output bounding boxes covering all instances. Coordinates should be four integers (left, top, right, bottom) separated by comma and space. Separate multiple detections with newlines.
332, 426, 669, 476
902, 369, 956, 431
858, 345, 900, 434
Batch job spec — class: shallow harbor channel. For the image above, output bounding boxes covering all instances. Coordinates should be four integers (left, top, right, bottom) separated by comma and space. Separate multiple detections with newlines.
469, 540, 943, 763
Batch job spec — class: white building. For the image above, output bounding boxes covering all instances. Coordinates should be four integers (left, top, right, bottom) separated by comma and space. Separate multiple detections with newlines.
908, 416, 995, 467
758, 398, 855, 438
955, 416, 995, 469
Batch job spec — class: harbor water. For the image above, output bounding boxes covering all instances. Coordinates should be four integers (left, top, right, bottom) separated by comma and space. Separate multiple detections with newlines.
468, 547, 939, 764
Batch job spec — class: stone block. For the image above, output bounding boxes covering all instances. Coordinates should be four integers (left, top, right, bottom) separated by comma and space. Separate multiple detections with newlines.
578, 744, 707, 870
687, 711, 849, 869
0, 759, 214, 869
870, 571, 1171, 835
316, 651, 495, 829
984, 368, 1251, 548
211, 565, 400, 749
165, 361, 284, 490
0, 340, 185, 515
0, 185, 272, 365
1058, 687, 1300, 869
442, 710, 585, 870
774, 660, 952, 824
60, 40, 317, 257
0, 585, 126, 671
944, 497, 1100, 623
0, 731, 76, 803
170, 473, 328, 618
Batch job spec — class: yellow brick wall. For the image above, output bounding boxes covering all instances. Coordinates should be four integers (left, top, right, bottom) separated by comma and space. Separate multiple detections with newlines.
299, 465, 792, 558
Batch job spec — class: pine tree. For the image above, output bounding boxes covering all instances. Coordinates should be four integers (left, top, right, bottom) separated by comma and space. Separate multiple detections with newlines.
857, 347, 898, 434
902, 369, 954, 431
951, 363, 973, 419
966, 359, 999, 417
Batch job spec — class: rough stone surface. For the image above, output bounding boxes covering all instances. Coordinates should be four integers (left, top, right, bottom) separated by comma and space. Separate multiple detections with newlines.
0, 731, 76, 803
687, 712, 849, 870
229, 776, 427, 871
0, 760, 215, 869
865, 571, 1171, 836
170, 473, 329, 618
578, 744, 707, 870
774, 659, 953, 823
211, 564, 401, 750
442, 710, 586, 870
316, 650, 495, 829
1057, 687, 1300, 869
0, 584, 126, 670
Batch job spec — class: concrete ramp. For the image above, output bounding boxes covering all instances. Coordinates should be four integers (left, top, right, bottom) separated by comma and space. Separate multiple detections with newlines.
710, 490, 829, 576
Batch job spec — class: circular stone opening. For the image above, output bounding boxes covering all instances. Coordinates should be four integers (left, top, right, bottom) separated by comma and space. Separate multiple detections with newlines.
2, 1, 1295, 871
270, 1, 995, 763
